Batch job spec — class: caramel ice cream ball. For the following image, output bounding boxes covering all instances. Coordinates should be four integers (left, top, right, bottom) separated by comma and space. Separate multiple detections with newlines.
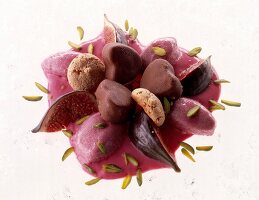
67, 53, 105, 92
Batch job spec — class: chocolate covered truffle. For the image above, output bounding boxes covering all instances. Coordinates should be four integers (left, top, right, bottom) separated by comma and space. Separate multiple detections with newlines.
140, 59, 182, 99
102, 43, 141, 84
95, 79, 133, 123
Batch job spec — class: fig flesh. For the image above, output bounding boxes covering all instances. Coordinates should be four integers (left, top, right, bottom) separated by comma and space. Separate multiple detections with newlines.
103, 14, 127, 45
32, 91, 98, 133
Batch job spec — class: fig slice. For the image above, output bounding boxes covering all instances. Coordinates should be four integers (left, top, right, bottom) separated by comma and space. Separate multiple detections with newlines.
32, 91, 98, 133
103, 14, 127, 45
179, 56, 212, 96
129, 111, 181, 172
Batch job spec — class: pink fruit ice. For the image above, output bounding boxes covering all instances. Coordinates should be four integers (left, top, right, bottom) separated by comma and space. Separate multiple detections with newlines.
164, 97, 216, 135
42, 51, 81, 77
140, 37, 182, 70
70, 113, 127, 164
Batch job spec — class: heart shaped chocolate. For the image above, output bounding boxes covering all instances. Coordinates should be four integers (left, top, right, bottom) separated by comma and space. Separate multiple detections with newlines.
95, 79, 133, 123
102, 43, 142, 84
140, 59, 183, 99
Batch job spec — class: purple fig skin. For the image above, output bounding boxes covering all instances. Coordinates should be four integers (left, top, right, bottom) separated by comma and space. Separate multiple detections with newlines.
71, 113, 127, 164
129, 112, 181, 172
167, 97, 216, 135
179, 56, 213, 96
31, 91, 98, 133
103, 15, 127, 45
113, 24, 127, 44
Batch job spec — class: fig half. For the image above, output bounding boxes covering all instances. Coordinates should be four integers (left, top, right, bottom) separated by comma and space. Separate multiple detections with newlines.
129, 112, 181, 172
103, 14, 127, 45
32, 91, 98, 133
179, 56, 212, 96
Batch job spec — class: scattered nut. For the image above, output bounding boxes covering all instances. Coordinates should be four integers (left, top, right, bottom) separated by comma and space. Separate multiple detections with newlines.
131, 88, 165, 126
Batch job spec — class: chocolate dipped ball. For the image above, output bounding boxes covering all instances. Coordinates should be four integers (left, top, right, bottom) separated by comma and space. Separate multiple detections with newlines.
102, 43, 142, 84
95, 79, 133, 123
140, 59, 183, 99
67, 53, 105, 92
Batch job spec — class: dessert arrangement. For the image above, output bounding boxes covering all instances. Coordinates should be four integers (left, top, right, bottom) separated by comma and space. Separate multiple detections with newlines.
23, 15, 241, 189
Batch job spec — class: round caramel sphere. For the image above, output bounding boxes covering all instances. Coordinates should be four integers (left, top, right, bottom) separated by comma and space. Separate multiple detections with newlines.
67, 53, 105, 92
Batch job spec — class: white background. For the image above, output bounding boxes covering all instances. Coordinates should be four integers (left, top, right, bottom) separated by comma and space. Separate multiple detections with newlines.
0, 0, 258, 199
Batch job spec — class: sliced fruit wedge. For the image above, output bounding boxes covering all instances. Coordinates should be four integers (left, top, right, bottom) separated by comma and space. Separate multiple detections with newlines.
103, 14, 127, 44
32, 91, 98, 133
129, 111, 181, 172
179, 56, 212, 96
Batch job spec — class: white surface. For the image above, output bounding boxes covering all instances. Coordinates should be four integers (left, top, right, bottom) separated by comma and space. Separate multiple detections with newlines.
0, 0, 259, 199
